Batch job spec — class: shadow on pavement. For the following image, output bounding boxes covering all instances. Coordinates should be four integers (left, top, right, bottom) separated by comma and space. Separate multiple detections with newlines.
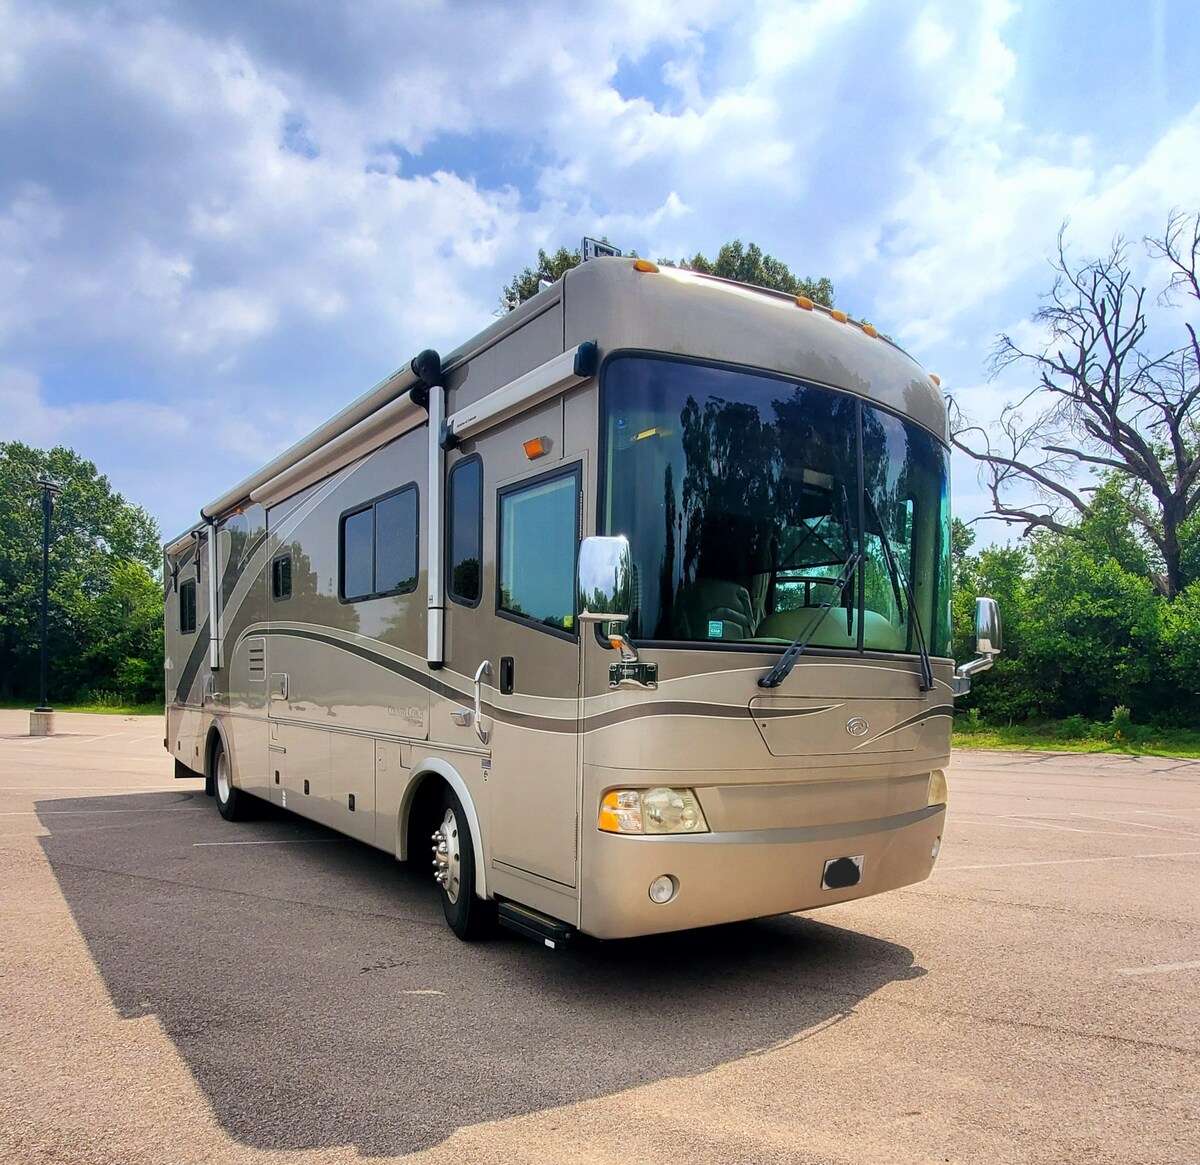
38, 790, 923, 1157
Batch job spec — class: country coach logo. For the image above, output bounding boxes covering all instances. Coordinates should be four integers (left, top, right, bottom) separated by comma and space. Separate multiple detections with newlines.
845, 717, 870, 737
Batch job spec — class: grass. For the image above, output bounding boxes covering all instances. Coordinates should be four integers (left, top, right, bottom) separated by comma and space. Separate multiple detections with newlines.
0, 700, 163, 717
953, 719, 1200, 759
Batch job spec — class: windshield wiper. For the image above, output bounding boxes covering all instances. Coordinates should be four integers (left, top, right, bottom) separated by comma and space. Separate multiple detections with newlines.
864, 494, 934, 692
757, 551, 862, 689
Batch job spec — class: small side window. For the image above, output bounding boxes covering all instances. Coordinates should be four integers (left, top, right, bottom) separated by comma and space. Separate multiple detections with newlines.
497, 465, 580, 636
447, 456, 482, 606
179, 578, 197, 635
271, 554, 292, 601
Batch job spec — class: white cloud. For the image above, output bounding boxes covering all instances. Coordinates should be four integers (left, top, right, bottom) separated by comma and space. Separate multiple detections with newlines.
0, 0, 1196, 543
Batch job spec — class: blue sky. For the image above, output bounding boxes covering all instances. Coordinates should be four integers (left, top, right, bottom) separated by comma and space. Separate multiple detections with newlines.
1, 0, 1197, 544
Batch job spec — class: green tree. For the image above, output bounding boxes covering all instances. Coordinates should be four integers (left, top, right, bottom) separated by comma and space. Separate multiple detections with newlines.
1160, 581, 1200, 704
953, 541, 1034, 723
0, 442, 162, 703
673, 240, 834, 306
501, 245, 588, 311
501, 239, 834, 311
1018, 532, 1163, 721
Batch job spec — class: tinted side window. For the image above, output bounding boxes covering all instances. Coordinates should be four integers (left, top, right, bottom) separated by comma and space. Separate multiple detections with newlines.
271, 554, 292, 601
498, 467, 579, 635
342, 509, 374, 600
447, 457, 482, 606
340, 484, 419, 602
375, 488, 418, 594
179, 578, 197, 634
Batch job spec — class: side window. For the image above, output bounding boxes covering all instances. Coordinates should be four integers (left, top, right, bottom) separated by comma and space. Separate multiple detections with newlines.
497, 466, 579, 635
447, 456, 482, 606
179, 578, 197, 635
339, 484, 419, 602
271, 554, 292, 601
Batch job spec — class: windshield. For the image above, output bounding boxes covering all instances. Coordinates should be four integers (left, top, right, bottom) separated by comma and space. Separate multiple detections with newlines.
600, 355, 952, 657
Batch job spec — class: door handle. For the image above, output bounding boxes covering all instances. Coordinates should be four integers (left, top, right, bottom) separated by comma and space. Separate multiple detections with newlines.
473, 660, 491, 745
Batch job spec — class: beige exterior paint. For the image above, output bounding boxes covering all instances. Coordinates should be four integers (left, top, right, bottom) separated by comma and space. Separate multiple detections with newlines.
164, 258, 956, 941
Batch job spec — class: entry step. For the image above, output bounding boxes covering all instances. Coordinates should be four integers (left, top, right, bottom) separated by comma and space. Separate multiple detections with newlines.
497, 902, 574, 949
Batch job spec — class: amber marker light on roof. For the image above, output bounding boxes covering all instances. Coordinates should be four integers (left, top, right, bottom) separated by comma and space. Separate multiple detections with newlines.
633, 258, 659, 273
795, 295, 814, 310
830, 309, 849, 323
523, 437, 548, 459
930, 374, 942, 386
862, 324, 878, 337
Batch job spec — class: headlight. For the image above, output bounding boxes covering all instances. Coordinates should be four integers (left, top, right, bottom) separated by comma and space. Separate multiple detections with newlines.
598, 787, 709, 834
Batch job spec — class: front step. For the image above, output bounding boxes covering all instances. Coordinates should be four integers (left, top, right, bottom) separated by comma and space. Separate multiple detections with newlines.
498, 901, 574, 949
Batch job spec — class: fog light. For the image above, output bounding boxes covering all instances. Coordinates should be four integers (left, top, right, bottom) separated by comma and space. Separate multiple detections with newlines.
648, 875, 677, 904
927, 769, 948, 806
931, 836, 941, 859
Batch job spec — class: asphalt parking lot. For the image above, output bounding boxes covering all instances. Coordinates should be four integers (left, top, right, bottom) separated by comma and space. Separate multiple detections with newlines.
0, 711, 1197, 1165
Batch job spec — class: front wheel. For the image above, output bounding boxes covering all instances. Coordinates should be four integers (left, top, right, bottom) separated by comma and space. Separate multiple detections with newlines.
212, 737, 251, 822
431, 788, 494, 940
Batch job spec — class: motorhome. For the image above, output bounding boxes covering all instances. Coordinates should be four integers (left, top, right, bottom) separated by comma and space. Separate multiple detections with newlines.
164, 254, 1000, 945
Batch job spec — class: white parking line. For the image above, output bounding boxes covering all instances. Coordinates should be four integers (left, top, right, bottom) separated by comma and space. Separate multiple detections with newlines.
1116, 960, 1200, 977
955, 819, 1179, 839
941, 849, 1200, 871
1070, 812, 1200, 837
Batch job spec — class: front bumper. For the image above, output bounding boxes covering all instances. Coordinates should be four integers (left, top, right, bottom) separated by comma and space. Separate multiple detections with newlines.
579, 804, 945, 940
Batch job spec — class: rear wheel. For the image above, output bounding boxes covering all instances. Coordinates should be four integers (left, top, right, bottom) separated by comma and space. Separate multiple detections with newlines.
431, 787, 493, 940
212, 737, 250, 822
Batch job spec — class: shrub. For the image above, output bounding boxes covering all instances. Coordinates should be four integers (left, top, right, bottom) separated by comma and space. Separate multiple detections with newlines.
1061, 714, 1091, 740
958, 707, 985, 733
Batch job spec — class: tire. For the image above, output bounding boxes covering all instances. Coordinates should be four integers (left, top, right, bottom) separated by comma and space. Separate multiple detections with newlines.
432, 787, 494, 941
212, 736, 250, 822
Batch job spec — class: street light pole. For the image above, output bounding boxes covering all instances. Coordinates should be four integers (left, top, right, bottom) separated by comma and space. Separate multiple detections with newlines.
35, 476, 60, 714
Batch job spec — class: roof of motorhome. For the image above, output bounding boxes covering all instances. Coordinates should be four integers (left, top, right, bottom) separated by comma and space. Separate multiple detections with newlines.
183, 257, 944, 540
555, 257, 945, 436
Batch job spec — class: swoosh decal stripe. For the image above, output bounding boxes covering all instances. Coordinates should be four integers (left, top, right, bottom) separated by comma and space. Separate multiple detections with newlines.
214, 624, 951, 743
174, 616, 211, 704
854, 704, 954, 749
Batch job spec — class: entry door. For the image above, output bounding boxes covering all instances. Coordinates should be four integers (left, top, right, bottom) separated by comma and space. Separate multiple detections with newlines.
443, 444, 583, 890
486, 462, 583, 887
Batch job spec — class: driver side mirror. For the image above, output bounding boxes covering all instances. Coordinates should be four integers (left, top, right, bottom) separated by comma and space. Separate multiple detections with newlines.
578, 535, 638, 662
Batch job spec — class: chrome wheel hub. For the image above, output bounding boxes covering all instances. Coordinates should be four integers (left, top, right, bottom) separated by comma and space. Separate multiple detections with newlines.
216, 751, 231, 804
431, 808, 462, 904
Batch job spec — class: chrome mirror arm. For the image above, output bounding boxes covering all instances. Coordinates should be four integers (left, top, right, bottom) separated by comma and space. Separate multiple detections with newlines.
953, 652, 995, 696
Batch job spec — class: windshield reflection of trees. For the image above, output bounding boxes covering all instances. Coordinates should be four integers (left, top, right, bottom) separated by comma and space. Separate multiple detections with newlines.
662, 385, 858, 640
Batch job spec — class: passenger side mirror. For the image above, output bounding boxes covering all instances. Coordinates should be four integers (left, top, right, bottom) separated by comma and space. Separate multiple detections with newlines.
954, 596, 1002, 696
974, 597, 1002, 655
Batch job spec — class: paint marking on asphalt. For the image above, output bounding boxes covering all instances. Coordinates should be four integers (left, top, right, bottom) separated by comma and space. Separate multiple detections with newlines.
954, 819, 1183, 839
192, 838, 345, 847
1115, 959, 1200, 977
940, 849, 1200, 871
401, 990, 444, 996
1070, 812, 1200, 837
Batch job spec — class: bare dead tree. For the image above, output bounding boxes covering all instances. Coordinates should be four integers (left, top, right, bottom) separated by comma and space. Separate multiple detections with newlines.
950, 211, 1200, 598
